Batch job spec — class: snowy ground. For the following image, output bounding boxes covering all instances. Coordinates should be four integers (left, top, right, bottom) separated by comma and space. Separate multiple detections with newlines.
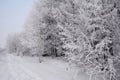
0, 51, 14, 80
0, 51, 90, 80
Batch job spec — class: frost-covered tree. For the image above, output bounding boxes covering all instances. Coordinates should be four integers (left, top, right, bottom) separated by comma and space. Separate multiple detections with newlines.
65, 0, 120, 80
6, 33, 23, 55
20, 0, 120, 79
23, 0, 68, 57
22, 0, 46, 56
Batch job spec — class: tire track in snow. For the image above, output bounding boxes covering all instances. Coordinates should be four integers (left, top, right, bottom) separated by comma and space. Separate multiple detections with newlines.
7, 54, 43, 80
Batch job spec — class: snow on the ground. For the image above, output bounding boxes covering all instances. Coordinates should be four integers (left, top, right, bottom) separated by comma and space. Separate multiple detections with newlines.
7, 54, 43, 80
0, 52, 14, 80
7, 54, 90, 80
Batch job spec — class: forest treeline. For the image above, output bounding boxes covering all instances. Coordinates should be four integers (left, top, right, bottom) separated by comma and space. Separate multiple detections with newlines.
6, 0, 120, 80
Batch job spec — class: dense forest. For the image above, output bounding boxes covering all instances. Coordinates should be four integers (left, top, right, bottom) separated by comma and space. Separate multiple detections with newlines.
6, 0, 120, 80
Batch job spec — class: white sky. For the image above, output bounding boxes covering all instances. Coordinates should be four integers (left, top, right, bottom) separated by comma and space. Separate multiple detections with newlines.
0, 0, 33, 48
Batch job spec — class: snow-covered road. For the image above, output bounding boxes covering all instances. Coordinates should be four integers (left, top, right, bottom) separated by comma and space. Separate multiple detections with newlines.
7, 55, 43, 80
0, 51, 90, 80
7, 55, 90, 80
0, 51, 43, 80
0, 51, 14, 80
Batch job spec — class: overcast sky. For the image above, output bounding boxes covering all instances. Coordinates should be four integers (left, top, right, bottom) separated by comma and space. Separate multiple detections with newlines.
0, 0, 33, 48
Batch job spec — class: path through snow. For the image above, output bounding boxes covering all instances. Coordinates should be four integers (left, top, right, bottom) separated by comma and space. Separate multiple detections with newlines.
7, 54, 43, 80
0, 51, 14, 80
0, 51, 90, 80
7, 55, 90, 80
